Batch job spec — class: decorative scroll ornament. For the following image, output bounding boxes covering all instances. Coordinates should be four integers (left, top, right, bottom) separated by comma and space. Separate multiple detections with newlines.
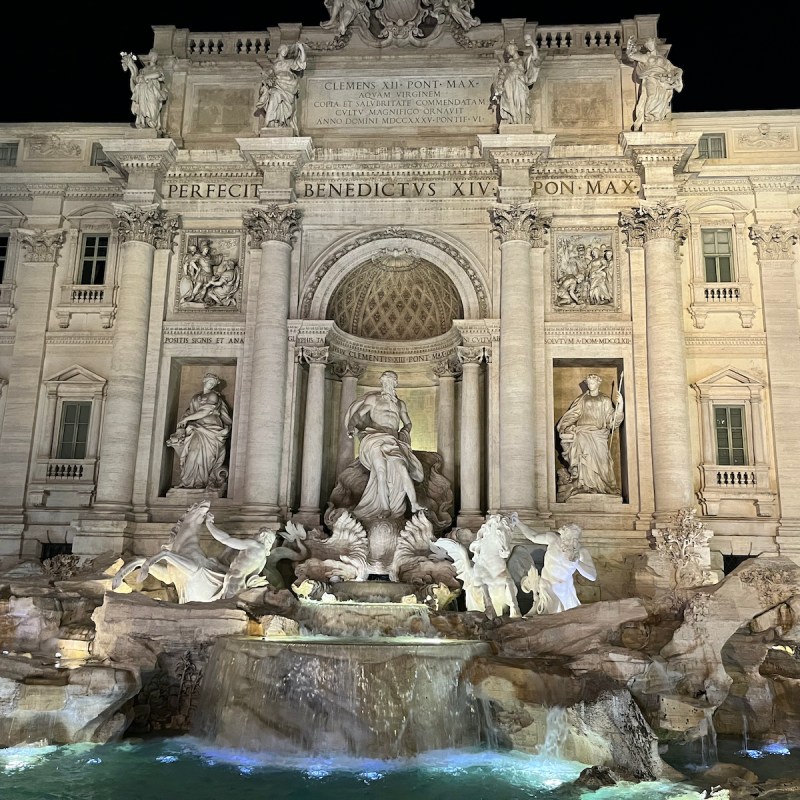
618, 202, 688, 246
18, 229, 66, 263
243, 205, 300, 246
333, 360, 366, 379
115, 203, 179, 248
457, 344, 489, 365
298, 345, 330, 365
749, 224, 799, 261
489, 204, 550, 246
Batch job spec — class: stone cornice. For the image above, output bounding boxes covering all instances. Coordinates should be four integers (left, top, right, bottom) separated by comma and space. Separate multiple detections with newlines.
114, 203, 180, 248
748, 176, 798, 194
749, 224, 799, 261
236, 137, 313, 176
453, 318, 500, 344
325, 323, 459, 367
17, 229, 66, 263
243, 204, 301, 246
65, 185, 125, 200
677, 176, 753, 195
489, 203, 550, 246
98, 139, 178, 179
531, 160, 639, 179
25, 183, 67, 198
619, 202, 688, 246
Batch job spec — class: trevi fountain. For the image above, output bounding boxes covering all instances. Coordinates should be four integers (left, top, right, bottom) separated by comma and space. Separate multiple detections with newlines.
1, 1, 800, 799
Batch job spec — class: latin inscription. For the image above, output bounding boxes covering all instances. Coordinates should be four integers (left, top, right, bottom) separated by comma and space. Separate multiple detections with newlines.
305, 76, 495, 129
301, 180, 494, 199
164, 336, 244, 345
532, 179, 639, 196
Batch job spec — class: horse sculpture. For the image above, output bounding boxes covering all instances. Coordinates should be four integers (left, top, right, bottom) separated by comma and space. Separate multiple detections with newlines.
111, 500, 226, 603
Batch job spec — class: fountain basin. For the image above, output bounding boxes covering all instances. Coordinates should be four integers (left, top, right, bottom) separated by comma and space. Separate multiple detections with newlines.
193, 635, 491, 758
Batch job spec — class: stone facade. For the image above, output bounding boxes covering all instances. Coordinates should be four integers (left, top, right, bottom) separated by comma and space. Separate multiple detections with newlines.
0, 9, 798, 593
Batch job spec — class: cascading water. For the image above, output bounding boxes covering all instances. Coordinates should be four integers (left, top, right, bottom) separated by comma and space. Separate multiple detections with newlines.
538, 707, 569, 759
193, 635, 493, 758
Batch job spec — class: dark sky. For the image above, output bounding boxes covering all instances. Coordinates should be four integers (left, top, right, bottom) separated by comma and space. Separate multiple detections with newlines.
1, 1, 797, 124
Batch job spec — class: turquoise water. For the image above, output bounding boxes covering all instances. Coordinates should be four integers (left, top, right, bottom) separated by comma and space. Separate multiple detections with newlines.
0, 738, 704, 800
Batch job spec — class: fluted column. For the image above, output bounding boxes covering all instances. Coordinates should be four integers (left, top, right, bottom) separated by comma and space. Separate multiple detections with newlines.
457, 345, 488, 525
334, 360, 364, 478
0, 230, 65, 517
620, 202, 693, 518
490, 204, 550, 513
240, 204, 300, 519
297, 347, 330, 522
433, 357, 461, 485
94, 206, 178, 512
749, 223, 800, 538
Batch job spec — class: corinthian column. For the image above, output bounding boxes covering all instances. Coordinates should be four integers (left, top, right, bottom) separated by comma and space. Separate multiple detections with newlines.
433, 357, 461, 485
297, 346, 330, 525
240, 204, 300, 520
458, 345, 488, 527
490, 204, 550, 514
94, 205, 178, 513
0, 230, 65, 518
749, 223, 800, 540
334, 360, 364, 478
620, 202, 693, 518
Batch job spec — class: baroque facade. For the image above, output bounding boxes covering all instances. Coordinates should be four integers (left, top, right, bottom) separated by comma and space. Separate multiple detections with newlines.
0, 7, 799, 591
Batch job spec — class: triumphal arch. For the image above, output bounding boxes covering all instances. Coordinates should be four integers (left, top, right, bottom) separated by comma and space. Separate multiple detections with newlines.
0, 1, 799, 593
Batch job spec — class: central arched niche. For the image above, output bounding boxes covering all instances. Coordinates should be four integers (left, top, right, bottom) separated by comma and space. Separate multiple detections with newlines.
326, 248, 464, 341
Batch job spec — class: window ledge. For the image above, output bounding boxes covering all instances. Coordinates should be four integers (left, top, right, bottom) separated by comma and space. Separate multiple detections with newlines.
689, 282, 755, 329
55, 284, 116, 329
698, 463, 775, 517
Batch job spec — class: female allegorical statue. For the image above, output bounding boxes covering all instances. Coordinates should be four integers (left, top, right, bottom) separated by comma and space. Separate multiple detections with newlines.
254, 43, 307, 134
121, 50, 168, 133
167, 373, 233, 494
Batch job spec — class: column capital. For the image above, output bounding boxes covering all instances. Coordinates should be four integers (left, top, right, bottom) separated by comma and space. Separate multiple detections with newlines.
17, 229, 66, 263
432, 356, 462, 379
749, 223, 799, 261
619, 202, 688, 246
298, 345, 329, 365
243, 204, 301, 246
457, 344, 489, 365
114, 203, 179, 248
489, 203, 551, 246
332, 360, 365, 380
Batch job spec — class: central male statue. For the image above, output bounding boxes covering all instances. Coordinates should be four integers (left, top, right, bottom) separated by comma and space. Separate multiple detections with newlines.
345, 370, 426, 520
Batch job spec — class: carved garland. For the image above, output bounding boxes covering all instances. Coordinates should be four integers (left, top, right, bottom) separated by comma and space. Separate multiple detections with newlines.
115, 204, 179, 249
243, 204, 301, 246
300, 227, 489, 318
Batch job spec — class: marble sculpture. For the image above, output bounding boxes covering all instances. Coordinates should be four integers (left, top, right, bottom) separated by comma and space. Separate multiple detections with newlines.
626, 37, 683, 130
120, 50, 168, 133
490, 36, 541, 125
254, 43, 307, 134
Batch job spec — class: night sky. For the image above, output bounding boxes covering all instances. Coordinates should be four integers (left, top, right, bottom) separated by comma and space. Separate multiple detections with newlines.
1, 1, 797, 124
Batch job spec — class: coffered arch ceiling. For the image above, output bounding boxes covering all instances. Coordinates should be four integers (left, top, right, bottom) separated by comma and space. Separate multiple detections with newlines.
327, 247, 463, 341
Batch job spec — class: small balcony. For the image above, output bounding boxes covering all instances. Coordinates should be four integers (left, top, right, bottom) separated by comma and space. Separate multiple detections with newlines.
55, 284, 115, 329
28, 458, 98, 508
689, 282, 755, 329
0, 283, 14, 327
698, 463, 775, 517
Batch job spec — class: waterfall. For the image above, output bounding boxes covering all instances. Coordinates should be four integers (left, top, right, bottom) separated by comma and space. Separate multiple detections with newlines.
703, 708, 718, 766
193, 636, 492, 758
742, 712, 749, 754
538, 707, 569, 759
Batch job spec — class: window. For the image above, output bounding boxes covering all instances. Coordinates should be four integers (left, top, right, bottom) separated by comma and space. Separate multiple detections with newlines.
0, 234, 8, 283
698, 134, 726, 159
715, 405, 747, 466
79, 234, 108, 285
702, 229, 733, 282
56, 401, 92, 459
0, 143, 18, 167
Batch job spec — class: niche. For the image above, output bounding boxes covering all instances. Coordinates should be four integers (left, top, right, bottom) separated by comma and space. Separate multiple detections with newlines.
552, 358, 627, 504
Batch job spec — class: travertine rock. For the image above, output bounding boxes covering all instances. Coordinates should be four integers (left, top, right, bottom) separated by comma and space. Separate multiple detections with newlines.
0, 654, 139, 746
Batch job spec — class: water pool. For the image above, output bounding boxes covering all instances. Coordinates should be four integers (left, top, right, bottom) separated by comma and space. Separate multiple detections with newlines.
0, 737, 706, 800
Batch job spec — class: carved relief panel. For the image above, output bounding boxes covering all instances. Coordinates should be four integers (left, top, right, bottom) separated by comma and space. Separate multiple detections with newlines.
175, 231, 244, 313
551, 229, 621, 313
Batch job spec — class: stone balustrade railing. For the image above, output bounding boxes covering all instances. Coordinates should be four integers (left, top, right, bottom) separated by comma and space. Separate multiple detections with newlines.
701, 464, 769, 491
62, 285, 108, 305
533, 25, 623, 49
184, 32, 268, 58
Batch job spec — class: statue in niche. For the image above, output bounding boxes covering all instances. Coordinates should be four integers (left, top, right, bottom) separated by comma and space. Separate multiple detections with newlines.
180, 239, 241, 309
490, 36, 541, 125
508, 514, 597, 614
121, 51, 168, 133
626, 37, 683, 130
254, 43, 307, 134
166, 373, 232, 495
345, 370, 426, 520
321, 0, 372, 35
554, 237, 614, 308
556, 373, 624, 500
